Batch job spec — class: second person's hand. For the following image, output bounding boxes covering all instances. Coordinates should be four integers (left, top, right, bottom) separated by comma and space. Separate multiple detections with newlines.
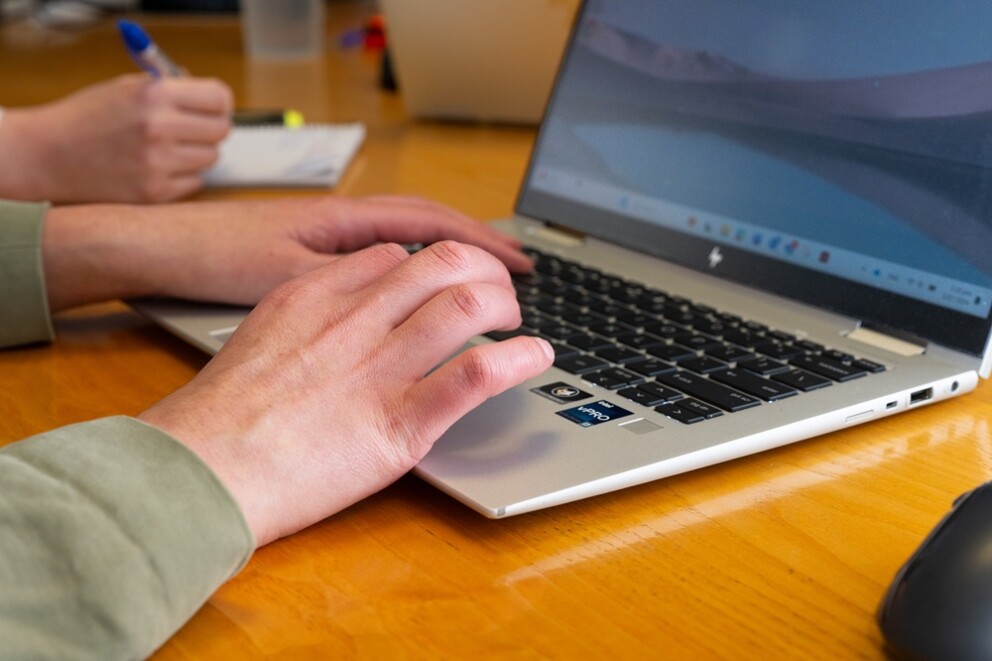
0, 74, 233, 204
41, 194, 533, 312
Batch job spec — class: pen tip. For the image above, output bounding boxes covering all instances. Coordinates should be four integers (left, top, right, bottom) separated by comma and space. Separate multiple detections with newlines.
118, 19, 151, 51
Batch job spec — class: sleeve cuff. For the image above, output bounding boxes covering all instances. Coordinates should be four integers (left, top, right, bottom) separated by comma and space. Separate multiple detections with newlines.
0, 416, 255, 657
0, 199, 54, 348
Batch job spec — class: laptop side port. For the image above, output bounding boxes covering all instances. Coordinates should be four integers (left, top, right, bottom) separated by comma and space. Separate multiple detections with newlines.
909, 388, 933, 405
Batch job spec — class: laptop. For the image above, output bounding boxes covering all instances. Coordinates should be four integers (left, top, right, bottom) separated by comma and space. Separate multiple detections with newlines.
378, 0, 578, 124
134, 1, 992, 518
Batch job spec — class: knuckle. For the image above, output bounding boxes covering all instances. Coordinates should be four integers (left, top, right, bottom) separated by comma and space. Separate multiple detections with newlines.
261, 276, 309, 311
370, 242, 410, 268
132, 78, 156, 103
138, 116, 166, 144
446, 284, 489, 323
457, 348, 498, 394
425, 240, 475, 274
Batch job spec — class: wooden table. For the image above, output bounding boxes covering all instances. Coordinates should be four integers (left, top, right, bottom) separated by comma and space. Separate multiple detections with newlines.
4, 4, 992, 658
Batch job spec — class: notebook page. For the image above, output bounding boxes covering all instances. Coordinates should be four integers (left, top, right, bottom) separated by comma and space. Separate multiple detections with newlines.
203, 123, 366, 188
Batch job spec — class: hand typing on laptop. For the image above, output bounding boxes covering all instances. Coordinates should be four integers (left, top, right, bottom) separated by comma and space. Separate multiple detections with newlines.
40, 194, 532, 313
138, 241, 554, 545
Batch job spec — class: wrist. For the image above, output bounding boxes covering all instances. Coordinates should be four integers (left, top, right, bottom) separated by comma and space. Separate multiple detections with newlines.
0, 107, 61, 202
42, 204, 164, 311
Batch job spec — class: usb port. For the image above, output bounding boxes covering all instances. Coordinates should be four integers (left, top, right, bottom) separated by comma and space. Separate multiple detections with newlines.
910, 388, 933, 405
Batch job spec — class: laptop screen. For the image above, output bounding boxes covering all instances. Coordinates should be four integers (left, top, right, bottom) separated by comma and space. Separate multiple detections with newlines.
517, 0, 992, 357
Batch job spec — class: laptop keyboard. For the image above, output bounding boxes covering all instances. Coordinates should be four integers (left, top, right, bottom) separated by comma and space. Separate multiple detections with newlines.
486, 248, 886, 425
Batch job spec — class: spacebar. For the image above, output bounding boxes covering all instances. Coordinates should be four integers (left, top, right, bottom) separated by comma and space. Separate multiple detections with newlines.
658, 371, 761, 412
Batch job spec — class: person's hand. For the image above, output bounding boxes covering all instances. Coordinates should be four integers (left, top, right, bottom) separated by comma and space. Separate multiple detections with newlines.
41, 194, 533, 312
138, 241, 554, 545
0, 74, 232, 204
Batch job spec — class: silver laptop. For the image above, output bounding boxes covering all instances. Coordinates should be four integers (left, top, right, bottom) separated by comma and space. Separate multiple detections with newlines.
378, 0, 577, 124
134, 1, 992, 518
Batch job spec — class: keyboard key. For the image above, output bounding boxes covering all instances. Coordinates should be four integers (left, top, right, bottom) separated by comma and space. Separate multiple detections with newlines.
742, 320, 768, 333
691, 318, 728, 336
753, 341, 803, 360
568, 333, 615, 351
658, 370, 761, 412
594, 344, 643, 364
614, 310, 660, 327
625, 357, 676, 377
589, 321, 638, 338
537, 322, 584, 342
550, 342, 580, 359
617, 388, 660, 406
772, 368, 832, 392
618, 385, 671, 406
795, 339, 825, 353
585, 368, 643, 389
561, 310, 609, 328
620, 333, 666, 352
822, 349, 854, 363
585, 299, 629, 317
680, 356, 728, 374
738, 356, 789, 375
711, 369, 797, 402
555, 354, 609, 374
791, 355, 867, 382
766, 329, 797, 343
535, 301, 583, 318
674, 331, 723, 352
852, 357, 886, 373
706, 344, 753, 363
723, 329, 760, 348
636, 381, 684, 404
644, 322, 684, 339
648, 343, 696, 362
656, 398, 722, 424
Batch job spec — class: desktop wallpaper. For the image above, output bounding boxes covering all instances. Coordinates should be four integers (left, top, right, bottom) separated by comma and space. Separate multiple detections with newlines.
527, 0, 992, 318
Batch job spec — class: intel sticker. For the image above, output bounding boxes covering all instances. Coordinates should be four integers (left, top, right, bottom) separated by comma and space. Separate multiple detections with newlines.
532, 382, 593, 404
557, 400, 633, 427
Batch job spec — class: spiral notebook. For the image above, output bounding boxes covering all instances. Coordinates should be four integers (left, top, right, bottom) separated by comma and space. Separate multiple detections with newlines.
203, 123, 366, 188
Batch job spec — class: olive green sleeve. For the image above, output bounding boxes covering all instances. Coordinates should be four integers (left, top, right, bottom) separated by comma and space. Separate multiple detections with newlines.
0, 199, 54, 348
0, 416, 255, 660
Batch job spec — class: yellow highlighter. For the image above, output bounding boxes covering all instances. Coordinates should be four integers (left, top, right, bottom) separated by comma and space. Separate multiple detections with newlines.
232, 109, 306, 128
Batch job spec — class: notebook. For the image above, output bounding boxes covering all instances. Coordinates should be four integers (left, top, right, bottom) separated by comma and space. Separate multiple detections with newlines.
133, 1, 992, 518
203, 123, 366, 188
378, 0, 578, 124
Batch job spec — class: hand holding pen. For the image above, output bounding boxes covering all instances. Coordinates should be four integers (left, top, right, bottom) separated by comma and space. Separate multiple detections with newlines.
117, 19, 302, 127
0, 20, 233, 204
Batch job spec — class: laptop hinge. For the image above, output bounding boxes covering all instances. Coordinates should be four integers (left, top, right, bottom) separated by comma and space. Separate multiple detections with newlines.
530, 222, 587, 248
846, 325, 926, 357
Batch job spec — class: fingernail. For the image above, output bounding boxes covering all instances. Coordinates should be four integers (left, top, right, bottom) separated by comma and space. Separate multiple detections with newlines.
537, 337, 555, 361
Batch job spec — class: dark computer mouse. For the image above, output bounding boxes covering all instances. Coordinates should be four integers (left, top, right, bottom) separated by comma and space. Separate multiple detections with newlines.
878, 480, 992, 660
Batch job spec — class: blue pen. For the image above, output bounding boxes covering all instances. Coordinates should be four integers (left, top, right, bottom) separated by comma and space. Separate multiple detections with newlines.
118, 19, 185, 77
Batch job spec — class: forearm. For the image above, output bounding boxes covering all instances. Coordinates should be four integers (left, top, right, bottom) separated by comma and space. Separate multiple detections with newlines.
44, 197, 334, 312
43, 200, 269, 311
